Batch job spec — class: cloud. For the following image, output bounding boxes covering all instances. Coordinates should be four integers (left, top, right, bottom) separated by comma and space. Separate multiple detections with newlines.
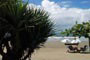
41, 0, 90, 24
81, 1, 90, 4
27, 3, 41, 9
60, 1, 72, 8
28, 0, 90, 31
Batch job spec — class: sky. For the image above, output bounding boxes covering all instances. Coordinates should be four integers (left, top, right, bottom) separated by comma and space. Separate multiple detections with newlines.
26, 0, 90, 35
28, 0, 90, 8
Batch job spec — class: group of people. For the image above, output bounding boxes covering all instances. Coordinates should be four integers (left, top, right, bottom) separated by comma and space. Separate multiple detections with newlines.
67, 45, 88, 53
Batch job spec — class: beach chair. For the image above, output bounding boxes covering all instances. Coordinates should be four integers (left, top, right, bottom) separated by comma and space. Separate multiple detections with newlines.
67, 45, 80, 53
80, 45, 88, 52
67, 45, 76, 53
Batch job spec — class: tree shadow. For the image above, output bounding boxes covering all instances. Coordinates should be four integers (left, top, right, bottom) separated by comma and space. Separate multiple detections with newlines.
80, 52, 90, 54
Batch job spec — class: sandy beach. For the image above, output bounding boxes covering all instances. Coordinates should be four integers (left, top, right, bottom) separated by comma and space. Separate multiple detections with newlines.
32, 41, 90, 60
0, 40, 90, 60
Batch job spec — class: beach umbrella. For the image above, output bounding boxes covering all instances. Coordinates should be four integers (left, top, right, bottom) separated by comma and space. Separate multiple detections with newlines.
71, 38, 81, 43
61, 39, 71, 43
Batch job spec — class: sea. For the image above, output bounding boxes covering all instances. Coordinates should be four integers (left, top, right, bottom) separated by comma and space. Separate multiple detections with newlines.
47, 36, 89, 42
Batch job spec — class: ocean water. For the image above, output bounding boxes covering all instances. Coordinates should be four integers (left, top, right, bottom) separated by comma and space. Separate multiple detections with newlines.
47, 36, 89, 42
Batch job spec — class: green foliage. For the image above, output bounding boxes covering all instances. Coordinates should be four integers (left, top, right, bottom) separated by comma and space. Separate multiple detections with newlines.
0, 0, 53, 60
61, 21, 90, 38
61, 29, 71, 36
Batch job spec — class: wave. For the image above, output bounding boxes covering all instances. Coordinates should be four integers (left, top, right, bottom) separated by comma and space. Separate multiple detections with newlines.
47, 36, 88, 42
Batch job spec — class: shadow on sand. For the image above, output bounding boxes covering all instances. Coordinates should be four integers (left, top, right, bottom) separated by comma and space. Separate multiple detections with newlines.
80, 52, 90, 54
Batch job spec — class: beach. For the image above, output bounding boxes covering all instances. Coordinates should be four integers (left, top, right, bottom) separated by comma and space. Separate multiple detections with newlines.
32, 40, 90, 60
0, 40, 90, 60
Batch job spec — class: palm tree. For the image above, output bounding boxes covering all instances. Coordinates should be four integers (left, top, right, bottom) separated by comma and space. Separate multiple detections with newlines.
0, 0, 53, 60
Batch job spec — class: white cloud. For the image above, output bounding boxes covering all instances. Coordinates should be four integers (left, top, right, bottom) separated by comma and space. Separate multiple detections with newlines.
28, 0, 90, 30
60, 1, 72, 4
81, 1, 90, 4
41, 0, 90, 24
27, 3, 41, 9
60, 1, 72, 8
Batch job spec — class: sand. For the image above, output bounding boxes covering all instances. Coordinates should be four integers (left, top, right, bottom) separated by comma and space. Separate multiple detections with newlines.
32, 41, 90, 60
0, 41, 90, 60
